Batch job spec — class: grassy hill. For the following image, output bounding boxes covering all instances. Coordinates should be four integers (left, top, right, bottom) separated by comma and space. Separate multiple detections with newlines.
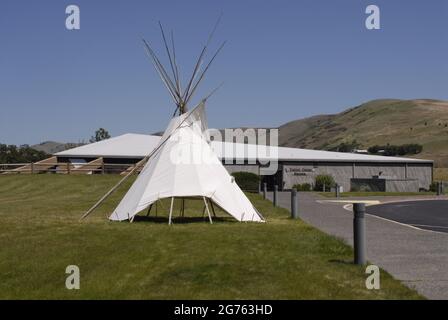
279, 99, 448, 167
31, 141, 84, 154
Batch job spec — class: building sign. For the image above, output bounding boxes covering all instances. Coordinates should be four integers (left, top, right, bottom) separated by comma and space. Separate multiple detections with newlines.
285, 168, 315, 176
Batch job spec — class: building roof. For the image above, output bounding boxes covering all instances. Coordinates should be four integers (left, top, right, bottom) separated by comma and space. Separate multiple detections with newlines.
56, 133, 161, 159
55, 133, 433, 164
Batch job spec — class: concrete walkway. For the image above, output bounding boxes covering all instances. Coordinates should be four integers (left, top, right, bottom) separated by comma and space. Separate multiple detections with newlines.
266, 191, 448, 299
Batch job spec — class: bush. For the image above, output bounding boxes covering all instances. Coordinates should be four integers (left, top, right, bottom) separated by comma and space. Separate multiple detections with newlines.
314, 174, 335, 191
429, 182, 438, 192
293, 183, 312, 192
231, 172, 260, 192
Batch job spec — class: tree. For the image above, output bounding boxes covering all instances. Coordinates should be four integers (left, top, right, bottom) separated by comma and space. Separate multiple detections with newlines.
314, 174, 335, 191
0, 144, 49, 164
90, 128, 111, 143
368, 143, 423, 156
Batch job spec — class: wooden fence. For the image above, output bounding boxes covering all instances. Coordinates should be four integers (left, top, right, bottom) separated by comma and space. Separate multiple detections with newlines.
0, 162, 145, 175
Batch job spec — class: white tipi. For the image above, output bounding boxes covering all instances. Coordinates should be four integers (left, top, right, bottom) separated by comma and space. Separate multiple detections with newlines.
82, 20, 263, 223
109, 102, 264, 223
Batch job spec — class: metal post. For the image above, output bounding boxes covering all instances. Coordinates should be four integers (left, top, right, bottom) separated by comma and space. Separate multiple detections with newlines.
437, 182, 441, 196
67, 163, 71, 175
353, 203, 367, 265
335, 183, 340, 198
273, 185, 278, 207
291, 188, 298, 219
442, 181, 445, 195
263, 183, 267, 200
30, 162, 34, 174
323, 183, 326, 192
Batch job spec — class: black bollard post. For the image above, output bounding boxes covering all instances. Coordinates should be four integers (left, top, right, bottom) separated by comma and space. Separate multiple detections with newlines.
353, 203, 367, 265
273, 185, 278, 207
437, 181, 441, 196
263, 183, 267, 200
291, 188, 298, 219
335, 183, 340, 198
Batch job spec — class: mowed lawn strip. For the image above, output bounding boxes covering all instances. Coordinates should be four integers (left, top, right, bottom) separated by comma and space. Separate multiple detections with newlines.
0, 175, 422, 299
318, 191, 438, 198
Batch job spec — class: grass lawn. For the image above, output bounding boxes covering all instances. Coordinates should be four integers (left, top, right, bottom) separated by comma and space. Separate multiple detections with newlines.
318, 191, 438, 198
0, 175, 422, 299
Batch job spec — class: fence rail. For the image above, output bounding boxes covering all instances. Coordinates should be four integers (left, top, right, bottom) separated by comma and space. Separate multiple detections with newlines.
0, 162, 145, 175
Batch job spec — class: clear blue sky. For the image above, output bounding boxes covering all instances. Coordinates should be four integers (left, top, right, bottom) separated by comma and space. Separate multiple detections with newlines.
1, 0, 447, 145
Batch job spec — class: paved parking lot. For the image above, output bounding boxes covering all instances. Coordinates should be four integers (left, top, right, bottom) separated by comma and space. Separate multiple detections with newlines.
367, 200, 448, 233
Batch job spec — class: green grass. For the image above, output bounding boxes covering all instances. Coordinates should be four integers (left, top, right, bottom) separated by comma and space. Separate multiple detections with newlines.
0, 175, 422, 299
318, 191, 437, 198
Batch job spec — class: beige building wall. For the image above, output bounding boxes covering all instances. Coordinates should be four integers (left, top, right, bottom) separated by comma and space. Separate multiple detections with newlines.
282, 162, 432, 191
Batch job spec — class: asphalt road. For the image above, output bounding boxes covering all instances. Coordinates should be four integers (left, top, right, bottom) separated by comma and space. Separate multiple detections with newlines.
367, 200, 448, 233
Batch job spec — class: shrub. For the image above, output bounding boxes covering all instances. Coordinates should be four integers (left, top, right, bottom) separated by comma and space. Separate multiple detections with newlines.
293, 183, 312, 192
429, 182, 438, 192
292, 183, 311, 191
314, 174, 335, 191
231, 172, 260, 192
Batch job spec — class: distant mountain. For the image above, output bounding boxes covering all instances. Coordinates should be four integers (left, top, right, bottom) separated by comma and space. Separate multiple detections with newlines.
278, 99, 448, 166
31, 141, 84, 154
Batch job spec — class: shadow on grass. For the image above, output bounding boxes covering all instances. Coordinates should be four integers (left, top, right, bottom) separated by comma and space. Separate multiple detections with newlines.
328, 259, 354, 265
133, 215, 235, 224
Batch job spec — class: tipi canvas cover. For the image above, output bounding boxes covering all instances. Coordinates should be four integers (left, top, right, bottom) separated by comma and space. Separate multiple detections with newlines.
110, 103, 264, 223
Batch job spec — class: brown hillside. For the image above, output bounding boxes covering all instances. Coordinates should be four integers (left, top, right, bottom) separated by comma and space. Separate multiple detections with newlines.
279, 99, 448, 167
